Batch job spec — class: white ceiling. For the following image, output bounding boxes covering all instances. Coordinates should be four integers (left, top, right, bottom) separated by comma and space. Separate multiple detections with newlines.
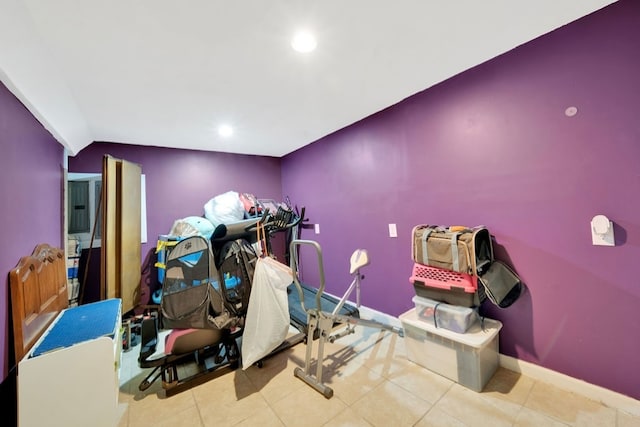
0, 0, 617, 157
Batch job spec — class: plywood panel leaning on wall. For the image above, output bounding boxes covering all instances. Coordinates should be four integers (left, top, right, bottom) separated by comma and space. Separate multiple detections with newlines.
101, 154, 142, 314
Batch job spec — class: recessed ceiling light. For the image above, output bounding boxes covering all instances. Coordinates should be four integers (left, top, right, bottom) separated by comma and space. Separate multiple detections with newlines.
218, 124, 233, 137
291, 30, 317, 53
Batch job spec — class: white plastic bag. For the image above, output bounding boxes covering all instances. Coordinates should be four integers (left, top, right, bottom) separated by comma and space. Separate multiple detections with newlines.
203, 191, 245, 227
241, 256, 292, 369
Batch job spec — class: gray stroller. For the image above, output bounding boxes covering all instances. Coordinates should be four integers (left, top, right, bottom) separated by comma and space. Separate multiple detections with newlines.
137, 234, 254, 396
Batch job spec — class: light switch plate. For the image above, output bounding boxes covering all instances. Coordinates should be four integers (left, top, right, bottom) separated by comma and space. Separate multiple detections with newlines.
388, 223, 397, 238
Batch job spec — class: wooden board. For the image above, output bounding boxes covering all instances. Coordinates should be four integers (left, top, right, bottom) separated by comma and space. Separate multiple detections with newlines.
9, 244, 68, 363
101, 155, 141, 314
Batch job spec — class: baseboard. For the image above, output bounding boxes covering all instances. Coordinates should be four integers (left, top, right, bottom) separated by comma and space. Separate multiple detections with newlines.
330, 301, 640, 416
358, 305, 403, 328
499, 354, 640, 416
359, 305, 640, 416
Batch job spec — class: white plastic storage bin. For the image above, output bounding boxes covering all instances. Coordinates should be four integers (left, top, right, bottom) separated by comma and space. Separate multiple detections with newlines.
412, 295, 479, 333
399, 308, 501, 392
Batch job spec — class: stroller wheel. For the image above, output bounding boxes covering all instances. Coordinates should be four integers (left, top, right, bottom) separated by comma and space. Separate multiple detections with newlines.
162, 365, 178, 389
211, 341, 225, 364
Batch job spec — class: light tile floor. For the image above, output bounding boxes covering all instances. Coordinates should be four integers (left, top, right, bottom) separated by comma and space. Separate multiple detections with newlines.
117, 321, 640, 427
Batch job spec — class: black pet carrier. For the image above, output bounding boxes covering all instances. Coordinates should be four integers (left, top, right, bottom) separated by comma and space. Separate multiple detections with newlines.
215, 238, 259, 318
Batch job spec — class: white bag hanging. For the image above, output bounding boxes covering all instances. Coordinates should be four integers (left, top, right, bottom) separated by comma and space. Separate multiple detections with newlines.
241, 256, 292, 369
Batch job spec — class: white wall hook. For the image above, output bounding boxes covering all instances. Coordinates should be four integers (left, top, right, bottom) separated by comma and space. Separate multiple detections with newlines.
591, 215, 614, 246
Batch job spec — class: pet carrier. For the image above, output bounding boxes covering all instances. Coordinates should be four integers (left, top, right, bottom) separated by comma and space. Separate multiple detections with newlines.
412, 225, 493, 276
159, 235, 237, 330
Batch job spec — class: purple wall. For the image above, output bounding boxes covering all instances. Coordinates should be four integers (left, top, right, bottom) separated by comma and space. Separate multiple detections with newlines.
69, 142, 283, 254
2, 0, 638, 403
282, 1, 640, 400
0, 82, 64, 379
68, 142, 284, 302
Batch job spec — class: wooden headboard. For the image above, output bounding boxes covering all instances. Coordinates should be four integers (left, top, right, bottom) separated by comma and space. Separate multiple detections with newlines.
9, 244, 69, 362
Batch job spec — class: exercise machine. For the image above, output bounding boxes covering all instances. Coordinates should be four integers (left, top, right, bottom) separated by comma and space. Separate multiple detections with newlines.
288, 239, 403, 398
